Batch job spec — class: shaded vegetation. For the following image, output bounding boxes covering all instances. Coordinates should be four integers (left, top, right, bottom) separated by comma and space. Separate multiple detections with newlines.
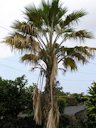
86, 82, 96, 128
0, 75, 33, 118
0, 75, 92, 128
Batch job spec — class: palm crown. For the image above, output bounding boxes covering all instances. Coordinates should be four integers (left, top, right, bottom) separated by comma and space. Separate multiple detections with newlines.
5, 0, 93, 73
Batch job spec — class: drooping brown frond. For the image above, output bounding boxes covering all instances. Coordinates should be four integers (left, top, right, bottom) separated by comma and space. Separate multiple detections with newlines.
5, 33, 25, 50
46, 105, 60, 128
5, 33, 40, 53
12, 21, 35, 36
33, 86, 42, 125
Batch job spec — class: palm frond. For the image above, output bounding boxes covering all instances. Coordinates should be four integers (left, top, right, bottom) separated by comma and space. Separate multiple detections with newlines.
49, 0, 67, 26
40, 0, 67, 27
65, 30, 93, 41
63, 57, 77, 70
5, 33, 40, 52
74, 46, 93, 57
21, 54, 39, 64
72, 53, 88, 64
5, 33, 26, 50
59, 46, 94, 65
55, 26, 74, 35
12, 20, 36, 36
85, 47, 96, 51
33, 86, 42, 125
63, 10, 87, 26
24, 5, 43, 28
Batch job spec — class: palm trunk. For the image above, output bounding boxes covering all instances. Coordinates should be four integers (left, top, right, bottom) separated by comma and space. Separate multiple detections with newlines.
43, 68, 59, 128
43, 69, 52, 128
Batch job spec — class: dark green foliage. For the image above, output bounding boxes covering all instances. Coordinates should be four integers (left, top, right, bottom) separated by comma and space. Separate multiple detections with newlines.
0, 75, 92, 128
86, 82, 96, 127
57, 97, 66, 113
71, 93, 85, 103
65, 96, 78, 106
59, 115, 70, 128
0, 116, 43, 128
0, 75, 33, 118
0, 76, 37, 128
55, 81, 66, 113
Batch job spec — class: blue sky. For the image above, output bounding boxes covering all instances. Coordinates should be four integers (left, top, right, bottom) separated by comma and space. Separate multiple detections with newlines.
0, 0, 96, 94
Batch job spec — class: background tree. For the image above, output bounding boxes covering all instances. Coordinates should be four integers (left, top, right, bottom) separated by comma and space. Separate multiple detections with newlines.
0, 75, 33, 118
4, 0, 96, 127
55, 81, 66, 113
86, 82, 96, 128
0, 76, 38, 128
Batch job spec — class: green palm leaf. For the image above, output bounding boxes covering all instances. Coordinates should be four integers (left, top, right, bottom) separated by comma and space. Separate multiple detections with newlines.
63, 57, 77, 70
65, 30, 93, 41
63, 10, 87, 26
21, 54, 39, 64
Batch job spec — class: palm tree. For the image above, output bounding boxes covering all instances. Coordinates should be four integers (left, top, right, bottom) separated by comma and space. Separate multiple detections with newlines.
4, 0, 95, 127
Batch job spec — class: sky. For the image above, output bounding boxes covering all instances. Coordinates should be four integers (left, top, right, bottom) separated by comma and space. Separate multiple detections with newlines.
0, 0, 96, 94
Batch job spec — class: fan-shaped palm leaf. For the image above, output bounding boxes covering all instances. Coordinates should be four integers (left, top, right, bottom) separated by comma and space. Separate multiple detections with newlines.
63, 10, 87, 26
21, 54, 39, 64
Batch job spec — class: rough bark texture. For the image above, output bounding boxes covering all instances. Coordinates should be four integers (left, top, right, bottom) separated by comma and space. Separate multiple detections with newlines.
43, 70, 51, 128
43, 68, 57, 128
